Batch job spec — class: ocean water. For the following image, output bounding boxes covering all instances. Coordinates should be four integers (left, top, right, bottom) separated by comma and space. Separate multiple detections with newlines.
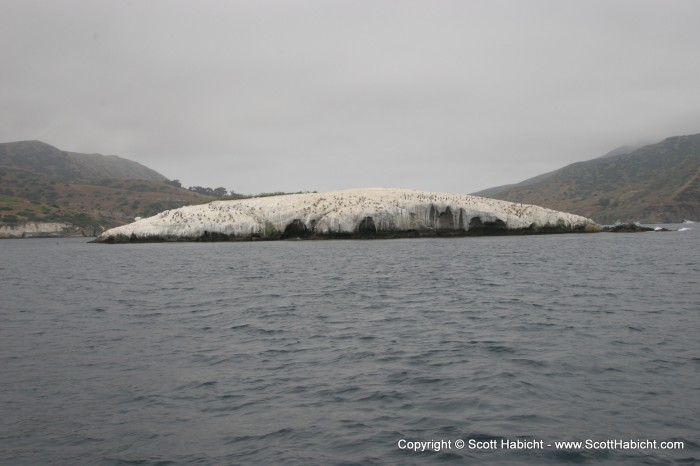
1, 227, 699, 465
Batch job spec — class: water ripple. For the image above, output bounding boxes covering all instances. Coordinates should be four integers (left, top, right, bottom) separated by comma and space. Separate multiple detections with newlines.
1, 231, 699, 464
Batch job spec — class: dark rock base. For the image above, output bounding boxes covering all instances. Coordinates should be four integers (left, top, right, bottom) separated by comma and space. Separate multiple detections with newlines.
94, 224, 595, 244
602, 223, 671, 233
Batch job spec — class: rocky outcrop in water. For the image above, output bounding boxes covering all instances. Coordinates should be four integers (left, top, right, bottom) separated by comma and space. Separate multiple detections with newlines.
93, 188, 600, 243
603, 223, 671, 233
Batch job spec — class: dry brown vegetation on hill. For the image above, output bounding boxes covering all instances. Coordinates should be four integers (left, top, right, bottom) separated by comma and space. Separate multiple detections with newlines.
0, 141, 211, 230
475, 134, 700, 224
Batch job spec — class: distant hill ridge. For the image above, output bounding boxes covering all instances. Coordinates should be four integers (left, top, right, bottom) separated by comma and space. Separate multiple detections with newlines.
474, 133, 700, 224
0, 140, 168, 182
0, 140, 208, 233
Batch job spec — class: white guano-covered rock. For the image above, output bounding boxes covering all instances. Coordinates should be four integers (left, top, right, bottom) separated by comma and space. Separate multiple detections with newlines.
94, 188, 599, 242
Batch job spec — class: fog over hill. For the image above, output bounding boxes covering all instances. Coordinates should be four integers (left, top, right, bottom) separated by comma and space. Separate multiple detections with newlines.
0, 140, 168, 182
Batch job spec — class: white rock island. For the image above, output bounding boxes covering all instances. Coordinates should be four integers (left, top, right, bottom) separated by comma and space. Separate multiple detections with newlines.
93, 188, 599, 243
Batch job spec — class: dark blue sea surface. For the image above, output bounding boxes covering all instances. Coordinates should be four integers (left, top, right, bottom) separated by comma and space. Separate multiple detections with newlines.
1, 227, 699, 465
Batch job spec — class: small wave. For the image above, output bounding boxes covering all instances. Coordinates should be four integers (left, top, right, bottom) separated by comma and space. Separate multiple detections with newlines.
546, 449, 611, 463
174, 380, 218, 391
487, 344, 517, 354
66, 436, 105, 446
357, 390, 407, 402
101, 459, 176, 466
509, 358, 547, 367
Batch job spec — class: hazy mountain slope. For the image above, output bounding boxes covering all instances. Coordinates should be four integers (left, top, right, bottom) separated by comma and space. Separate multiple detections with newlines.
474, 134, 700, 224
476, 144, 645, 199
0, 141, 210, 230
0, 140, 168, 182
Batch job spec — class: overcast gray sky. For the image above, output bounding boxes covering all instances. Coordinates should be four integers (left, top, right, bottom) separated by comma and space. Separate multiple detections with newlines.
2, 0, 699, 194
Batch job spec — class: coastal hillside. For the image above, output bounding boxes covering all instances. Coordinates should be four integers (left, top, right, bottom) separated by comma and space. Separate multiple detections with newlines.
0, 140, 210, 233
474, 134, 700, 224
